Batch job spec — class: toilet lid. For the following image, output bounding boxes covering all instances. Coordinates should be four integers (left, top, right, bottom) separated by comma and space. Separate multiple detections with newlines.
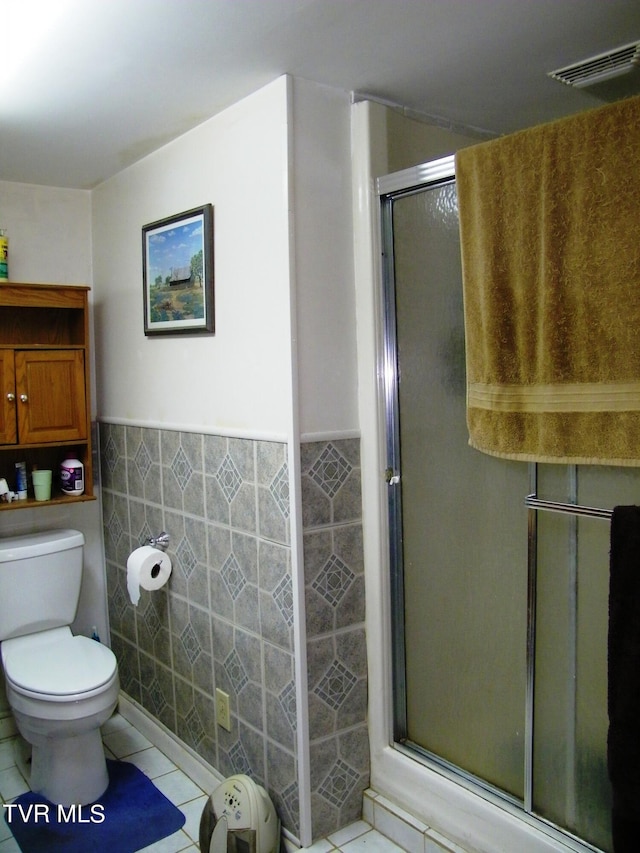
4, 635, 117, 696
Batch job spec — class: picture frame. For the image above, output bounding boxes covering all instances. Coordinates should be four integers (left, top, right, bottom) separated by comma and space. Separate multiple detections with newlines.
142, 204, 214, 335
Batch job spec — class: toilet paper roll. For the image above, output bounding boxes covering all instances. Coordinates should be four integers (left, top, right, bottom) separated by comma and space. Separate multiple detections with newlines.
126, 546, 172, 606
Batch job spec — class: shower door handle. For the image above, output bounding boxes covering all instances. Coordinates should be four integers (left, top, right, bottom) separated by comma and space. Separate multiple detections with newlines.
385, 468, 400, 486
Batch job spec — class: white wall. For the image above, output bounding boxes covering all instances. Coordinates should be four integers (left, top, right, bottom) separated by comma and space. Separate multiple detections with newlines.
91, 75, 358, 443
291, 78, 357, 439
91, 77, 294, 440
0, 182, 92, 286
0, 180, 108, 643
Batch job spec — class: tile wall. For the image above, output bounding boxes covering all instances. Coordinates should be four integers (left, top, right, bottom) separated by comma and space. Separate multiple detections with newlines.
301, 440, 369, 839
99, 423, 368, 843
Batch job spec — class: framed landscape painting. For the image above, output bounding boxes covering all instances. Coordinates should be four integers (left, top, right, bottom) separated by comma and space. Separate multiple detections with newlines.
143, 204, 214, 335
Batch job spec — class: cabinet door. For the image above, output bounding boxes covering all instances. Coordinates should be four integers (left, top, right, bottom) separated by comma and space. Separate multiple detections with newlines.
0, 350, 17, 445
15, 350, 87, 444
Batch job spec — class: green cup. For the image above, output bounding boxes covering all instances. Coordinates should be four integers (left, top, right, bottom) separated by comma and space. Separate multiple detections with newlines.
32, 469, 52, 501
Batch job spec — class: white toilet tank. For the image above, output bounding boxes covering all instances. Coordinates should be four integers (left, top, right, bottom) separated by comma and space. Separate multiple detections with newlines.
0, 529, 85, 642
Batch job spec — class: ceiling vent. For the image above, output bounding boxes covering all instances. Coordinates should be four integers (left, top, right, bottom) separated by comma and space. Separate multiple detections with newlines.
548, 40, 640, 102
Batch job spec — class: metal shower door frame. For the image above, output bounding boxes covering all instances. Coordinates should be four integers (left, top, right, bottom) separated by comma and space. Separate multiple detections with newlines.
376, 156, 604, 852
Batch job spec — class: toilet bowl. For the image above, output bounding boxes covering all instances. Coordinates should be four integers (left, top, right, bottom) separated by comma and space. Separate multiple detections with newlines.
2, 626, 119, 805
0, 529, 120, 806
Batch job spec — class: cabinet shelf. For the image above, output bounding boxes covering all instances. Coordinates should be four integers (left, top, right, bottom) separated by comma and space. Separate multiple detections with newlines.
0, 283, 93, 508
0, 344, 85, 350
2, 439, 90, 452
0, 493, 96, 511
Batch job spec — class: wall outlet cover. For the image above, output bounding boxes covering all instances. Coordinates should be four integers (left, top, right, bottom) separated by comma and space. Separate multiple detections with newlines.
216, 688, 231, 731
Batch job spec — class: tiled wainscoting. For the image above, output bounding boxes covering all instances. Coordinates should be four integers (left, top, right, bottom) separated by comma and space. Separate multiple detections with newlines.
301, 440, 369, 838
99, 423, 368, 844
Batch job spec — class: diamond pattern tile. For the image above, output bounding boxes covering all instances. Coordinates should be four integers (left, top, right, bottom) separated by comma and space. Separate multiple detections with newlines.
279, 681, 297, 731
229, 740, 251, 774
221, 553, 246, 600
270, 464, 290, 518
273, 575, 294, 627
312, 555, 355, 606
180, 623, 201, 664
281, 781, 299, 828
106, 509, 125, 548
224, 649, 249, 691
139, 522, 154, 546
103, 434, 119, 474
185, 706, 206, 745
111, 583, 129, 619
216, 454, 242, 503
134, 441, 153, 479
171, 446, 193, 490
177, 537, 198, 578
315, 660, 357, 710
309, 445, 352, 498
319, 759, 359, 806
142, 603, 162, 639
148, 678, 168, 717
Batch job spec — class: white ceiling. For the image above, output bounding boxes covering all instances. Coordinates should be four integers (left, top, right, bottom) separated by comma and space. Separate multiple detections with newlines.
2, 0, 639, 189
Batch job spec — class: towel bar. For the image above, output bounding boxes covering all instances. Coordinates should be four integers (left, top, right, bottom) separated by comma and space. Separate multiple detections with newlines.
525, 495, 612, 520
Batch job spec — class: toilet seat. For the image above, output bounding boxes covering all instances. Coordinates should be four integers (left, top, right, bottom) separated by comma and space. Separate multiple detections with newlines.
3, 634, 117, 698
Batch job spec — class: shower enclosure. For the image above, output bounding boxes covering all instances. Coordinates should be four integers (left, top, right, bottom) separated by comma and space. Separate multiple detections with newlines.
379, 156, 629, 852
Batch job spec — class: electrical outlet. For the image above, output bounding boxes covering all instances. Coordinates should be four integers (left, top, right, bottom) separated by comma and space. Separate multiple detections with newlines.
216, 688, 231, 731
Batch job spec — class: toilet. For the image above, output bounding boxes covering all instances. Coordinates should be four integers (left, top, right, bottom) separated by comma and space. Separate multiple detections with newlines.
0, 529, 119, 806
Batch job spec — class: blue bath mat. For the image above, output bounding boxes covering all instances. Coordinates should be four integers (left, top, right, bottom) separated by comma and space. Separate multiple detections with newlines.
4, 759, 186, 853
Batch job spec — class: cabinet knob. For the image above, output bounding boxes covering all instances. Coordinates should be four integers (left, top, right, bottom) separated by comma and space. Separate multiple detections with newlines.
6, 393, 15, 402
19, 394, 28, 403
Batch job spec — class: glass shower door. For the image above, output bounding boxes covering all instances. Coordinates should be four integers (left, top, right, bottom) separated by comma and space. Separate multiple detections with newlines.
384, 176, 529, 800
381, 160, 618, 850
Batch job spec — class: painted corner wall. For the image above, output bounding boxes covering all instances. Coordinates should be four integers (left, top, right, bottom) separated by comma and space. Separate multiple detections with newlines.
291, 78, 357, 438
385, 108, 487, 173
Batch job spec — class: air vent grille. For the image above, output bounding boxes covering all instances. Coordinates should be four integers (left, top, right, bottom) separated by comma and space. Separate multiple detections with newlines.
549, 40, 640, 89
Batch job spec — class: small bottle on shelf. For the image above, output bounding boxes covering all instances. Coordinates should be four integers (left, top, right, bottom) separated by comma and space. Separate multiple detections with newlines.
15, 462, 27, 500
60, 457, 84, 496
0, 229, 8, 281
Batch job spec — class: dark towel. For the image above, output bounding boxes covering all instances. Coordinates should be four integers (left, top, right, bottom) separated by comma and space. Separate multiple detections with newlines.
609, 506, 640, 850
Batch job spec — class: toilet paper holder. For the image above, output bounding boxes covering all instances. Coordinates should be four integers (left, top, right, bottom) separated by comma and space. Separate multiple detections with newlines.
145, 531, 170, 551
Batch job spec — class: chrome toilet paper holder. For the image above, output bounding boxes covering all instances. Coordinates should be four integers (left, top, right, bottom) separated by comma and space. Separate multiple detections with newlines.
145, 531, 170, 551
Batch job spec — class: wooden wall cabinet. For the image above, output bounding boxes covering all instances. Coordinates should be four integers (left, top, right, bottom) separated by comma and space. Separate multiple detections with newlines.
0, 283, 94, 509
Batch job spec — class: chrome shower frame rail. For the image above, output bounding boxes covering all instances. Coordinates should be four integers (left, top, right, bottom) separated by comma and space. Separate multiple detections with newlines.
525, 495, 613, 519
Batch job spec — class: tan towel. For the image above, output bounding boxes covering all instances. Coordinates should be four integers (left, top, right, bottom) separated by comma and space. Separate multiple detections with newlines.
456, 95, 640, 465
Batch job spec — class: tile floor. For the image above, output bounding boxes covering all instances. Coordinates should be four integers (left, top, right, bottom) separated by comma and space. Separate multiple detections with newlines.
0, 712, 403, 853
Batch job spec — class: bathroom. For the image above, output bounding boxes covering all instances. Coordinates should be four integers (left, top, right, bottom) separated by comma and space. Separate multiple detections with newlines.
0, 65, 636, 853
